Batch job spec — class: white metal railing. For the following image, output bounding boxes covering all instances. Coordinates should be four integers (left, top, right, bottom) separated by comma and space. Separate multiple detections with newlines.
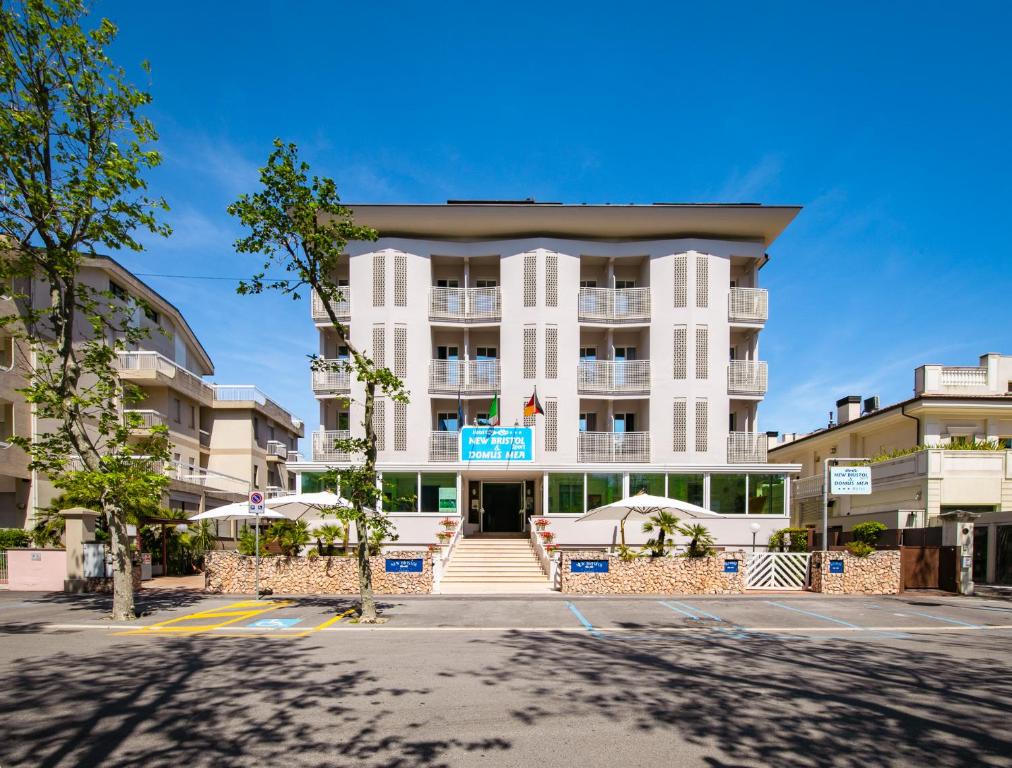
124, 409, 167, 428
429, 287, 501, 322
793, 474, 824, 499
728, 432, 767, 463
939, 366, 989, 388
728, 360, 768, 396
212, 385, 303, 431
311, 361, 351, 394
115, 351, 212, 400
313, 430, 352, 462
311, 289, 351, 321
746, 552, 811, 590
578, 287, 651, 322
578, 360, 651, 394
265, 485, 286, 498
432, 519, 463, 591
267, 440, 288, 458
578, 432, 650, 463
429, 431, 459, 462
428, 359, 500, 394
0, 550, 7, 586
164, 460, 248, 494
728, 287, 768, 323
529, 521, 561, 590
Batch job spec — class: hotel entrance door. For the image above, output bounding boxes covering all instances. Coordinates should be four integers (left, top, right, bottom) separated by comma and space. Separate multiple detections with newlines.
482, 483, 523, 533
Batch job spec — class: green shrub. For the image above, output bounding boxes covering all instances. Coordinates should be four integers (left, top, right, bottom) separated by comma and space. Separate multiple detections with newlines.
851, 521, 886, 546
267, 520, 311, 557
237, 526, 267, 557
845, 541, 875, 558
0, 528, 31, 548
768, 527, 809, 552
680, 523, 716, 558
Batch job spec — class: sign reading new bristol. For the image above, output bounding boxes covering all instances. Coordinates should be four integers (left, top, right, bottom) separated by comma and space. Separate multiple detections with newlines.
829, 466, 872, 495
460, 426, 534, 463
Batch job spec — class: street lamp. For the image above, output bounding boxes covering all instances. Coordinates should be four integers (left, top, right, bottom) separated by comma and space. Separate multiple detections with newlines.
750, 522, 761, 552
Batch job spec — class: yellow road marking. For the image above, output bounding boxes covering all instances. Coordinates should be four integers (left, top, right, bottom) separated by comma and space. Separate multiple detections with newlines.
288, 608, 357, 638
116, 600, 293, 636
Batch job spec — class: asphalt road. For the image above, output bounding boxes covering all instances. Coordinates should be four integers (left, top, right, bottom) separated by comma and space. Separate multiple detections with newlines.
1, 590, 1011, 768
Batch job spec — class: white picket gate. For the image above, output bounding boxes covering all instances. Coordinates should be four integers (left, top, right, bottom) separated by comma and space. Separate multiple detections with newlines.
745, 552, 812, 590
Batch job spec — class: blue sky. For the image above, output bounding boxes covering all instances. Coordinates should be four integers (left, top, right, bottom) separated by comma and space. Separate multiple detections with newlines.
99, 0, 1011, 443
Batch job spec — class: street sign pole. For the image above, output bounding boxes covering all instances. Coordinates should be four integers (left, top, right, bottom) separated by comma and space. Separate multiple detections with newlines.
822, 458, 869, 551
249, 490, 266, 599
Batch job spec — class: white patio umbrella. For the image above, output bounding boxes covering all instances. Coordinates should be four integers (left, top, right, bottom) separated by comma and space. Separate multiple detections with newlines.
188, 502, 286, 521
576, 492, 721, 548
265, 491, 350, 522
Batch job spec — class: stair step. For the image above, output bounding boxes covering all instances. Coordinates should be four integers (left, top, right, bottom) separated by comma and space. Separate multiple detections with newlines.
438, 582, 555, 594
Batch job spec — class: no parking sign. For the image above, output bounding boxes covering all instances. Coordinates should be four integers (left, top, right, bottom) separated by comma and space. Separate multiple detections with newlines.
249, 491, 265, 514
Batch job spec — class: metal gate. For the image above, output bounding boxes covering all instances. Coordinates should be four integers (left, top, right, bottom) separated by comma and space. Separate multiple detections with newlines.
746, 552, 812, 590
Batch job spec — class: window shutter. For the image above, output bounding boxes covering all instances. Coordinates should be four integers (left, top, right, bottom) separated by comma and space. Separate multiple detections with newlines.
545, 326, 558, 379
673, 255, 687, 308
524, 254, 537, 307
672, 399, 687, 452
695, 326, 708, 380
373, 253, 386, 307
695, 255, 708, 308
673, 326, 687, 379
393, 253, 407, 307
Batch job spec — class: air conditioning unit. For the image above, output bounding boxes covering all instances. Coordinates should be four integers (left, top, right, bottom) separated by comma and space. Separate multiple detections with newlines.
863, 396, 880, 414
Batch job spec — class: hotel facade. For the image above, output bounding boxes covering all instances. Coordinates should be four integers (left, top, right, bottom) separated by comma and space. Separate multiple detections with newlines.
293, 203, 801, 549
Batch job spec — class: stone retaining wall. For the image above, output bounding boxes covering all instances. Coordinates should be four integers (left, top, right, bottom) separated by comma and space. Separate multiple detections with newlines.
560, 550, 747, 594
809, 550, 901, 594
204, 551, 433, 595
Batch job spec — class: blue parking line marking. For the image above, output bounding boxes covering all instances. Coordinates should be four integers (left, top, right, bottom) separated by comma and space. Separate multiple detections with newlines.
669, 600, 723, 622
566, 602, 602, 638
658, 601, 700, 620
902, 610, 980, 629
766, 601, 861, 629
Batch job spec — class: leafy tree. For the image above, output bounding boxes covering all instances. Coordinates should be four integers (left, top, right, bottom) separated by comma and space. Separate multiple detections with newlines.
228, 140, 408, 622
768, 527, 810, 553
0, 0, 170, 620
642, 510, 681, 558
851, 520, 887, 546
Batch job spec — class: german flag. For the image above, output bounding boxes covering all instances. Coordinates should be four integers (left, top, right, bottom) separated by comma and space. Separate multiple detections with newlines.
523, 387, 544, 418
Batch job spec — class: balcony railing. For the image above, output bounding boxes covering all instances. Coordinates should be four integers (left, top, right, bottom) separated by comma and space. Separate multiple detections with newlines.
429, 431, 459, 462
124, 409, 167, 429
728, 287, 768, 324
212, 385, 303, 431
793, 474, 824, 499
728, 360, 768, 396
728, 432, 767, 463
577, 360, 651, 394
428, 359, 500, 395
199, 428, 211, 448
311, 289, 351, 321
312, 429, 352, 462
267, 440, 288, 459
578, 287, 651, 323
429, 287, 501, 323
164, 460, 248, 495
311, 360, 351, 394
939, 366, 989, 388
287, 450, 303, 462
115, 351, 213, 401
265, 485, 286, 499
578, 432, 650, 463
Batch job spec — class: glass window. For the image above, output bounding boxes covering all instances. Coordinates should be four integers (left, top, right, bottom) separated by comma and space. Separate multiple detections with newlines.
668, 474, 704, 507
748, 474, 785, 515
421, 473, 456, 513
548, 473, 584, 514
382, 472, 417, 512
629, 473, 664, 496
710, 474, 747, 514
586, 473, 622, 510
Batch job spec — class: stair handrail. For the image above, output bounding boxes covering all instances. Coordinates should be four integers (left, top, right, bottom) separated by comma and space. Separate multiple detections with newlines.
433, 515, 463, 590
529, 516, 560, 589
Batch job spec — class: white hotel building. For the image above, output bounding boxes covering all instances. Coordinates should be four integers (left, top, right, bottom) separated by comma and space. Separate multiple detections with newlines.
292, 202, 801, 550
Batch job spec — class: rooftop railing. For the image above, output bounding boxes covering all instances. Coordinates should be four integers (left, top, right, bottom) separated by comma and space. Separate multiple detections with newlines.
212, 385, 303, 431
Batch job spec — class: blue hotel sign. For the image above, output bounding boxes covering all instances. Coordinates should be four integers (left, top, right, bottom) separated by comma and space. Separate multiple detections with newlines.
571, 560, 609, 573
723, 559, 740, 574
385, 558, 424, 573
460, 426, 534, 463
829, 560, 845, 574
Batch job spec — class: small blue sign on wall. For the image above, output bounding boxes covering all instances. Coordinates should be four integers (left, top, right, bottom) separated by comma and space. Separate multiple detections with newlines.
571, 559, 609, 573
723, 559, 740, 574
829, 560, 845, 574
385, 558, 424, 573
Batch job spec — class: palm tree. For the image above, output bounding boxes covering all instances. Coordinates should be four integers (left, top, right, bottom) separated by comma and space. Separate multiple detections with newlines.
268, 520, 311, 557
316, 523, 344, 556
641, 510, 681, 558
679, 523, 716, 558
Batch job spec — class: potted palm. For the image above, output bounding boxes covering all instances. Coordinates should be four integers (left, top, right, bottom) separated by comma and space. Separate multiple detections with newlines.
641, 510, 681, 557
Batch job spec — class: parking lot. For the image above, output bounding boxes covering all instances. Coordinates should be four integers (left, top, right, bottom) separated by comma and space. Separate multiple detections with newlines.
2, 591, 1011, 767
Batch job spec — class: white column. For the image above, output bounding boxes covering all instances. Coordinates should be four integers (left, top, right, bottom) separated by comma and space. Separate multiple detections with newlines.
456, 472, 462, 518
542, 471, 549, 515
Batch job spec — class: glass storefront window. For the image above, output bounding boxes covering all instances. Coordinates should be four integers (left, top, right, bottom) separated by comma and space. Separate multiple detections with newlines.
747, 474, 785, 515
300, 471, 330, 494
382, 472, 417, 512
586, 473, 622, 510
668, 474, 704, 507
629, 473, 664, 496
420, 473, 457, 513
548, 473, 584, 514
710, 474, 746, 514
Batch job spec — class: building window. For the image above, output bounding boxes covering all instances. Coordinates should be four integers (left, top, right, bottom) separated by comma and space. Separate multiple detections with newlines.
524, 254, 537, 307
548, 473, 584, 514
546, 253, 558, 307
393, 326, 407, 377
394, 253, 407, 307
382, 472, 416, 512
523, 326, 536, 379
672, 399, 686, 452
373, 253, 386, 306
673, 255, 687, 308
172, 398, 182, 423
668, 474, 704, 507
545, 326, 558, 379
629, 473, 664, 496
394, 401, 407, 451
436, 411, 458, 432
109, 281, 128, 301
475, 346, 497, 360
614, 413, 635, 433
545, 399, 558, 452
0, 400, 14, 442
695, 255, 708, 308
673, 326, 686, 379
372, 325, 385, 368
143, 305, 159, 324
579, 412, 597, 432
586, 473, 622, 510
695, 399, 708, 452
336, 411, 350, 430
421, 473, 456, 513
0, 334, 14, 369
579, 347, 596, 361
711, 474, 746, 514
695, 326, 708, 379
748, 474, 785, 515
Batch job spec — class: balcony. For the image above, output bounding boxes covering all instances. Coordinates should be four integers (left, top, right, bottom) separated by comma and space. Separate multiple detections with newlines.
311, 360, 351, 395
728, 287, 768, 324
312, 429, 352, 462
164, 461, 247, 496
124, 409, 167, 430
199, 428, 210, 448
265, 485, 286, 499
429, 287, 501, 323
115, 351, 213, 404
728, 360, 768, 397
578, 432, 650, 463
213, 385, 303, 432
287, 450, 303, 463
728, 432, 767, 463
267, 440, 289, 460
429, 431, 459, 462
428, 359, 500, 395
793, 474, 824, 499
578, 288, 650, 323
578, 360, 651, 395
311, 289, 351, 322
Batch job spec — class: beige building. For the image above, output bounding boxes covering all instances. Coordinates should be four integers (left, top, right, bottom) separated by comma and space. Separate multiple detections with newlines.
769, 353, 1012, 585
0, 255, 303, 528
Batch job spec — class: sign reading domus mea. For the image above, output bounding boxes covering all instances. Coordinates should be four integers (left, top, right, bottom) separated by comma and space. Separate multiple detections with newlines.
460, 426, 534, 462
829, 466, 872, 495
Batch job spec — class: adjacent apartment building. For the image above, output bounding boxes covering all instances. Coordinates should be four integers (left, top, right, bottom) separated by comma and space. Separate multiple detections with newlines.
293, 202, 802, 546
0, 256, 303, 529
769, 353, 1012, 585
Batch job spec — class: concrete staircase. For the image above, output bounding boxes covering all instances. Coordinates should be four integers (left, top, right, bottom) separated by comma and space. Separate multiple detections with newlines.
438, 537, 553, 594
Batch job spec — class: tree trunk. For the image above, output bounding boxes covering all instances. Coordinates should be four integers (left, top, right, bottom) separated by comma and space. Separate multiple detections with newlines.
356, 517, 375, 620
106, 503, 136, 621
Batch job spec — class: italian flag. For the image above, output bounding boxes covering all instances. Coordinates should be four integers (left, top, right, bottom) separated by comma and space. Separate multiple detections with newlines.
488, 393, 500, 426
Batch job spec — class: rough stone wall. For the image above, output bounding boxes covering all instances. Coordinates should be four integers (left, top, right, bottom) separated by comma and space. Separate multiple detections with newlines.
204, 551, 433, 595
560, 550, 747, 594
809, 550, 901, 595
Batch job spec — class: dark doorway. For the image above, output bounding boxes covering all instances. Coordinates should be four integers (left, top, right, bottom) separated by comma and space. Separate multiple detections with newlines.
482, 483, 523, 533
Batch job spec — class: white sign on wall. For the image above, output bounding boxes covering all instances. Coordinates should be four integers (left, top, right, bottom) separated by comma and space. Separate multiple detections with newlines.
829, 466, 872, 495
